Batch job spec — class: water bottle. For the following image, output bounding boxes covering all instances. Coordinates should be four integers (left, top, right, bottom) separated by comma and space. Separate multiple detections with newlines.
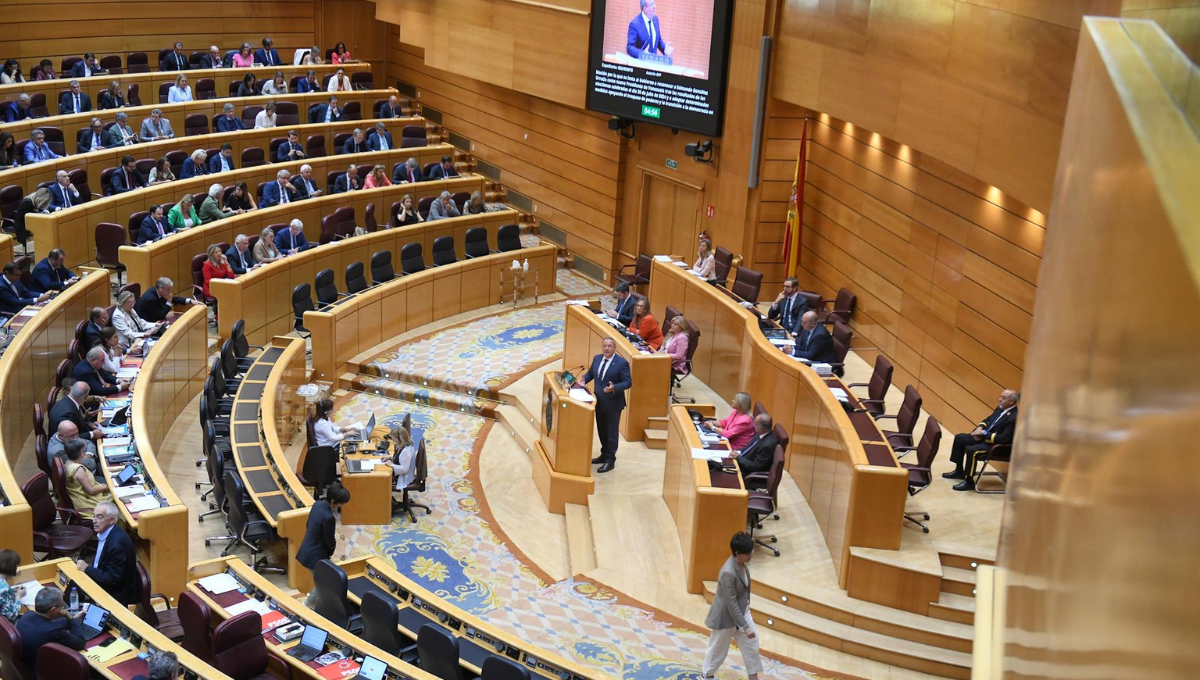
69, 589, 79, 613
522, 258, 529, 272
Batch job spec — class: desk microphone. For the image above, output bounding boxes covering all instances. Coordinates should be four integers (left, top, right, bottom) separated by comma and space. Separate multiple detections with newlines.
560, 365, 586, 385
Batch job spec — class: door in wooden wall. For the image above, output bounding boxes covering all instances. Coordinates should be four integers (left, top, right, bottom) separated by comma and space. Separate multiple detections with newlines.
641, 171, 701, 258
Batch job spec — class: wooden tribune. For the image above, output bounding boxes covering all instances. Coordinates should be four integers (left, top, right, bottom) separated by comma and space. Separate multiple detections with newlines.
532, 370, 595, 514
340, 452, 393, 525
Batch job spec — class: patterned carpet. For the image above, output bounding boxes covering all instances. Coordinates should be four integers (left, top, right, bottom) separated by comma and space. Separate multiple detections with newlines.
557, 267, 610, 297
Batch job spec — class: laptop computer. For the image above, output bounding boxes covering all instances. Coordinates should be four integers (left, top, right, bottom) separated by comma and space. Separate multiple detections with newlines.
344, 414, 375, 442
79, 603, 110, 639
354, 656, 387, 680
286, 625, 328, 662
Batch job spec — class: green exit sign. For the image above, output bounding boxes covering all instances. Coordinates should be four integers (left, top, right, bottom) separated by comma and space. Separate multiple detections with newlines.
666, 159, 678, 170
641, 104, 661, 119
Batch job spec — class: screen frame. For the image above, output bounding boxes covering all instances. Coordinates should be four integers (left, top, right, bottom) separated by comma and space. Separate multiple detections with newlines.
584, 0, 735, 137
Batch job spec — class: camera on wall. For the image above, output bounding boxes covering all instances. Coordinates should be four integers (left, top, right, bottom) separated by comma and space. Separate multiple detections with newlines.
685, 140, 714, 163
608, 116, 636, 139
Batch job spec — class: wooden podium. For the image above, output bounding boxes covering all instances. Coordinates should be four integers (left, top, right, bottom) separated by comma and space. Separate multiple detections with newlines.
532, 370, 596, 514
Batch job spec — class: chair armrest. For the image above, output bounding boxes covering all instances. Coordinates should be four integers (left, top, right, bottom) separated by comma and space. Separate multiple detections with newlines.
337, 292, 354, 298
885, 432, 912, 441
845, 382, 868, 389
616, 263, 638, 274
859, 398, 885, 405
32, 530, 53, 555
745, 472, 768, 487
892, 445, 916, 453
267, 651, 294, 680
56, 507, 87, 524
150, 593, 172, 609
874, 415, 898, 421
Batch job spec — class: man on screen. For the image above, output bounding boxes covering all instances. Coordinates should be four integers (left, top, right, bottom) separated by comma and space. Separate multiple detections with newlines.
627, 0, 674, 61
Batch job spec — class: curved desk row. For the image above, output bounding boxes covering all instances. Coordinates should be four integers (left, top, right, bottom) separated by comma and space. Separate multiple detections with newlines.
212, 207, 520, 344
647, 260, 907, 587
305, 244, 557, 381
562, 303, 670, 442
0, 65, 373, 138
188, 556, 442, 680
339, 556, 611, 680
0, 268, 109, 562
30, 142, 456, 275
0, 114, 424, 197
0, 62, 369, 111
229, 336, 314, 591
16, 558, 231, 680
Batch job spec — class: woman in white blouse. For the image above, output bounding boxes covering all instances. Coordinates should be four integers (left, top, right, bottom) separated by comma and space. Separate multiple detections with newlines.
313, 398, 356, 448
112, 291, 157, 349
326, 67, 352, 92
167, 74, 193, 103
385, 425, 417, 491
97, 328, 123, 373
691, 237, 716, 280
254, 101, 278, 129
261, 72, 288, 96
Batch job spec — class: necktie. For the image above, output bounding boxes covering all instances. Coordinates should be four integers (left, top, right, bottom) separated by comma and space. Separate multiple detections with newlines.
783, 296, 791, 323
63, 187, 71, 208
156, 122, 162, 136
125, 170, 131, 187
73, 94, 79, 113
803, 330, 812, 351
408, 168, 415, 183
156, 220, 164, 237
280, 183, 289, 204
599, 358, 610, 382
648, 17, 656, 52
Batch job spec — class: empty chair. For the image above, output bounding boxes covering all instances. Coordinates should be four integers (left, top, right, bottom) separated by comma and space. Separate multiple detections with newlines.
195, 78, 216, 100
37, 643, 89, 680
127, 83, 142, 106
401, 125, 427, 144
496, 223, 522, 252
292, 283, 314, 333
134, 563, 183, 640
846, 355, 893, 418
241, 105, 262, 126
94, 222, 127, 283
21, 472, 94, 558
241, 147, 265, 168
127, 52, 150, 73
894, 417, 942, 531
731, 266, 763, 302
464, 227, 490, 259
305, 134, 326, 158
417, 624, 463, 680
99, 54, 123, 73
712, 246, 734, 286
275, 101, 300, 126
880, 385, 923, 451
332, 131, 352, 152
431, 236, 456, 266
345, 262, 367, 294
184, 113, 209, 136
363, 203, 379, 232
343, 101, 361, 120
816, 287, 856, 325
211, 611, 279, 680
350, 72, 373, 89
157, 82, 171, 104
481, 656, 531, 680
314, 268, 339, 307
299, 444, 337, 497
361, 591, 411, 658
828, 320, 853, 377
416, 196, 434, 219
371, 251, 395, 284
615, 254, 652, 288
400, 243, 424, 275
313, 559, 363, 634
222, 470, 280, 573
28, 94, 49, 118
177, 592, 214, 663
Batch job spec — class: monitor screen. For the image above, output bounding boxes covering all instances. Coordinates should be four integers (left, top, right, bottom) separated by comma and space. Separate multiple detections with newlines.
299, 625, 327, 650
586, 0, 734, 136
82, 604, 107, 629
358, 656, 387, 680
115, 465, 137, 486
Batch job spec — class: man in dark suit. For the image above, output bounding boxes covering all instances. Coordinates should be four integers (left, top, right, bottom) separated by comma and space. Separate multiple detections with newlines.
277, 219, 315, 253
767, 277, 807, 333
342, 128, 368, 155
333, 164, 360, 194
580, 338, 632, 472
733, 414, 779, 475
791, 311, 837, 364
3, 94, 34, 123
626, 0, 674, 60
277, 130, 306, 162
83, 307, 107, 347
297, 484, 351, 606
261, 169, 297, 207
214, 103, 244, 132
225, 235, 256, 274
136, 277, 198, 323
137, 204, 173, 244
16, 586, 86, 676
295, 69, 321, 94
367, 122, 394, 151
78, 117, 108, 153
427, 155, 459, 180
77, 501, 139, 605
57, 79, 93, 115
109, 155, 145, 195
69, 52, 102, 78
255, 37, 282, 67
605, 283, 637, 326
49, 170, 82, 210
293, 164, 322, 200
200, 45, 224, 69
49, 382, 103, 442
944, 389, 1019, 490
310, 96, 342, 124
73, 346, 129, 396
208, 143, 236, 174
379, 95, 404, 119
0, 261, 49, 314
393, 157, 423, 184
30, 247, 78, 293
161, 42, 190, 71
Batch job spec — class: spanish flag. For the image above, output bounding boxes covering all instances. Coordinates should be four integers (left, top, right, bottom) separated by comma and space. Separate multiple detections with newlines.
781, 119, 808, 277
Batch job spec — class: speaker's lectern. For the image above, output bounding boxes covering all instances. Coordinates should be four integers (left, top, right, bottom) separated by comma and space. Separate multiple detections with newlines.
532, 370, 596, 513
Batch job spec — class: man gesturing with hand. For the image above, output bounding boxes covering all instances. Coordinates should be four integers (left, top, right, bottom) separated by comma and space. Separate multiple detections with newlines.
580, 338, 631, 473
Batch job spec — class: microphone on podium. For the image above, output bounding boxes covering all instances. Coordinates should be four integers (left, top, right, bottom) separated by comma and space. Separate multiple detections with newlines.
560, 365, 586, 386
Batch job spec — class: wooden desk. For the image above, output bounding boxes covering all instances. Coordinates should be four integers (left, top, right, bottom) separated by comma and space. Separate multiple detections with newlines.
188, 557, 442, 680
340, 453, 394, 525
562, 303, 671, 442
16, 558, 231, 680
305, 244, 558, 382
229, 337, 314, 591
339, 556, 613, 680
0, 269, 109, 563
663, 405, 748, 594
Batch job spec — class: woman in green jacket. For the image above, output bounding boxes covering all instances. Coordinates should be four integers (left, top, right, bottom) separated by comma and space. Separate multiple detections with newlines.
167, 193, 201, 231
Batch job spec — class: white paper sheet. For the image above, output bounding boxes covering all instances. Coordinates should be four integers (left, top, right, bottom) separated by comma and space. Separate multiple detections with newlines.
197, 572, 241, 595
124, 495, 161, 513
568, 388, 595, 403
16, 581, 42, 608
653, 255, 673, 262
691, 447, 726, 462
828, 387, 849, 401
112, 484, 147, 498
226, 598, 272, 617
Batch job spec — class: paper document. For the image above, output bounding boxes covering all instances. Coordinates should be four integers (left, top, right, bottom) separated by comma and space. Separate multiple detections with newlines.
566, 300, 591, 306
124, 496, 161, 513
768, 338, 796, 347
17, 309, 38, 318
653, 255, 673, 262
226, 598, 272, 617
16, 581, 43, 608
568, 388, 595, 403
672, 260, 688, 267
104, 436, 133, 449
112, 484, 147, 499
115, 368, 139, 379
84, 638, 135, 663
691, 447, 726, 462
197, 572, 241, 595
812, 363, 833, 376
828, 387, 849, 401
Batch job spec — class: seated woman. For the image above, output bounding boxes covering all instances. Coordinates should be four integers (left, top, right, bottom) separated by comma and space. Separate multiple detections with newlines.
237, 72, 258, 98
628, 297, 663, 350
312, 398, 357, 448
659, 315, 691, 377
691, 236, 716, 280
148, 156, 175, 185
331, 41, 353, 64
384, 425, 417, 495
255, 101, 278, 129
64, 439, 112, 513
254, 226, 282, 264
364, 164, 392, 189
393, 194, 422, 227
112, 290, 157, 349
0, 549, 22, 624
97, 327, 123, 373
226, 181, 257, 212
168, 194, 200, 231
462, 191, 486, 215
202, 244, 236, 302
99, 80, 125, 110
232, 43, 257, 68
706, 391, 756, 450
167, 73, 193, 103
261, 71, 288, 95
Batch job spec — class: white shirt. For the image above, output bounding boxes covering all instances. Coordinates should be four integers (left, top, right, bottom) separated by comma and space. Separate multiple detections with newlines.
314, 418, 344, 447
642, 12, 657, 52
391, 445, 416, 490
254, 111, 277, 129
93, 525, 114, 568
167, 85, 193, 103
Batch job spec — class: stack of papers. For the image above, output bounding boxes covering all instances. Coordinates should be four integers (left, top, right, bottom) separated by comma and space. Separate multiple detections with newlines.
197, 572, 241, 594
16, 581, 42, 608
84, 638, 135, 663
568, 388, 595, 403
115, 368, 139, 379
104, 436, 133, 449
226, 599, 273, 617
124, 496, 161, 513
691, 447, 726, 462
829, 387, 849, 402
769, 338, 796, 348
653, 255, 673, 262
113, 484, 147, 499
812, 363, 833, 376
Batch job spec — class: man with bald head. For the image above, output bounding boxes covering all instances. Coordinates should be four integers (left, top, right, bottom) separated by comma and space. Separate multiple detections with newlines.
49, 381, 104, 442
790, 311, 836, 364
732, 413, 779, 475
47, 419, 97, 472
944, 389, 1020, 490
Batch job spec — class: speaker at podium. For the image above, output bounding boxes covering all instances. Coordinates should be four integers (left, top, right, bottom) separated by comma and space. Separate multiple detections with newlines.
532, 369, 596, 513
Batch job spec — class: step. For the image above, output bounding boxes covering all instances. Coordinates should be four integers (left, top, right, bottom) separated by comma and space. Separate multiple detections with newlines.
750, 580, 974, 653
928, 592, 976, 626
940, 566, 978, 597
564, 503, 596, 575
643, 428, 667, 450
350, 363, 503, 402
935, 542, 996, 572
703, 583, 971, 679
346, 374, 501, 417
495, 404, 540, 456
645, 416, 669, 428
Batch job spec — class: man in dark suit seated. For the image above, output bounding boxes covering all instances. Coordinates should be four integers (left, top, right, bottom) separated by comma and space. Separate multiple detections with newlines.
297, 483, 351, 606
136, 277, 199, 323
208, 143, 236, 174
214, 103, 245, 132
57, 79, 93, 115
161, 42, 190, 71
296, 69, 321, 94
69, 52, 103, 78
277, 219, 315, 254
4, 94, 34, 123
0, 261, 49, 314
261, 169, 297, 207
580, 338, 632, 473
791, 311, 836, 364
310, 95, 342, 124
379, 94, 404, 119
109, 155, 145, 195
603, 282, 637, 326
76, 501, 139, 605
78, 117, 108, 153
49, 381, 104, 442
944, 389, 1019, 491
49, 170, 82, 211
73, 346, 129, 396
83, 307, 107, 347
342, 128, 368, 155
255, 37, 282, 67
200, 45, 224, 69
30, 247, 78, 293
293, 164, 323, 200
136, 204, 173, 244
427, 155, 459, 180
767, 277, 806, 333
277, 129, 305, 162
333, 164, 360, 194
393, 157, 423, 184
16, 586, 86, 676
133, 650, 180, 680
367, 122, 394, 151
225, 234, 256, 274
732, 414, 779, 475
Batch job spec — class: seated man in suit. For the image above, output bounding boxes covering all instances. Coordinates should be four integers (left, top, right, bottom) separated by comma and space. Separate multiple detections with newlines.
69, 52, 103, 78
379, 94, 405, 119
16, 587, 86, 676
134, 650, 180, 680
30, 247, 78, 293
296, 69, 321, 94
106, 112, 138, 147
427, 155, 459, 180
139, 108, 175, 142
277, 218, 315, 254
342, 127, 368, 155
49, 170, 82, 210
604, 282, 637, 326
214, 102, 245, 132
293, 164, 323, 200
580, 338, 632, 473
225, 234, 257, 274
255, 37, 282, 67
944, 389, 1019, 490
24, 129, 62, 164
78, 117, 108, 153
732, 414, 778, 475
791, 311, 837, 364
73, 346, 130, 396
311, 95, 342, 123
76, 502, 139, 605
83, 307, 107, 347
208, 143, 236, 174
49, 382, 104, 442
4, 94, 34, 122
0, 261, 50, 314
58, 79, 93, 115
201, 45, 224, 69
137, 204, 173, 244
161, 41, 190, 71
333, 164, 360, 194
427, 190, 461, 221
110, 155, 146, 195
393, 157, 424, 184
367, 122, 394, 151
47, 420, 97, 473
626, 0, 674, 60
277, 129, 305, 162
767, 277, 806, 333
261, 168, 297, 207
137, 277, 199, 322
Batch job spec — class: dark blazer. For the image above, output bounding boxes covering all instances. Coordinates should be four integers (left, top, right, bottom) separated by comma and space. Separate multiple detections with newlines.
208, 152, 236, 174
393, 163, 423, 184
137, 214, 172, 244
49, 395, 98, 441
109, 168, 145, 195
30, 257, 74, 293
977, 406, 1018, 446
0, 277, 38, 314
77, 129, 108, 153
276, 140, 305, 162
793, 324, 836, 364
160, 52, 190, 71
48, 182, 81, 210
254, 47, 282, 67
214, 115, 244, 133
3, 101, 32, 123
225, 245, 255, 275
72, 360, 121, 396
341, 137, 367, 155
296, 500, 336, 569
612, 294, 637, 326
179, 157, 208, 179
626, 13, 667, 57
84, 320, 104, 348
768, 294, 806, 332
427, 163, 458, 181
57, 91, 93, 115
379, 103, 404, 119
276, 228, 313, 253
295, 78, 320, 94
199, 54, 223, 69
17, 612, 85, 675
581, 353, 632, 412
293, 175, 321, 200
84, 525, 139, 605
367, 131, 394, 151
136, 289, 187, 323
260, 181, 296, 207
309, 103, 341, 124
735, 431, 779, 475
98, 91, 125, 110
333, 172, 359, 194
70, 61, 101, 78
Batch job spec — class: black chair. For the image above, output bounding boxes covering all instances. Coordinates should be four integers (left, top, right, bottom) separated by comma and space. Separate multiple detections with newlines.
292, 283, 314, 335
370, 250, 395, 284
416, 624, 463, 680
345, 262, 368, 294
615, 254, 652, 288
464, 227, 490, 259
314, 268, 339, 308
361, 591, 417, 660
828, 320, 853, 377
300, 445, 338, 499
894, 417, 942, 532
712, 246, 734, 286
231, 319, 263, 365
313, 560, 364, 634
431, 236, 456, 266
496, 224, 522, 252
400, 243, 425, 275
222, 470, 282, 573
481, 656, 531, 680
880, 385, 923, 452
846, 355, 893, 418
731, 266, 763, 303
747, 445, 784, 556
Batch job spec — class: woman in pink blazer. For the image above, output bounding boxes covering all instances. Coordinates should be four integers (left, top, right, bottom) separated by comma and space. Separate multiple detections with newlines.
659, 315, 691, 376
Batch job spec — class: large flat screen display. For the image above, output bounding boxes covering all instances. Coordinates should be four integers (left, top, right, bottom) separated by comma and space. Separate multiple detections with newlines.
586, 0, 733, 136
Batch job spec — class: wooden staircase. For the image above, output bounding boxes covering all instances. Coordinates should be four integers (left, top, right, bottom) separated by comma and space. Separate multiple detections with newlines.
644, 415, 668, 450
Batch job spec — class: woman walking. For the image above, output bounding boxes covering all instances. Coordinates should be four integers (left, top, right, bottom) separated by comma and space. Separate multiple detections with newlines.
703, 532, 761, 680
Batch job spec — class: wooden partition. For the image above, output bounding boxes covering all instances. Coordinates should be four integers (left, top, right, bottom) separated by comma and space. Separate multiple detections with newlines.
305, 244, 557, 381
648, 260, 908, 585
562, 304, 671, 442
30, 143, 453, 274
0, 115, 423, 197
0, 234, 12, 267
212, 206, 517, 343
0, 269, 109, 562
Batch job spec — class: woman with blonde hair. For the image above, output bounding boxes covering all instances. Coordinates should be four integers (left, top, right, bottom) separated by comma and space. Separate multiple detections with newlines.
364, 164, 392, 189
659, 315, 691, 376
384, 425, 418, 492
167, 73, 193, 103
167, 193, 200, 231
99, 80, 125, 109
692, 237, 716, 280
254, 226, 282, 264
112, 290, 156, 348
706, 392, 756, 450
